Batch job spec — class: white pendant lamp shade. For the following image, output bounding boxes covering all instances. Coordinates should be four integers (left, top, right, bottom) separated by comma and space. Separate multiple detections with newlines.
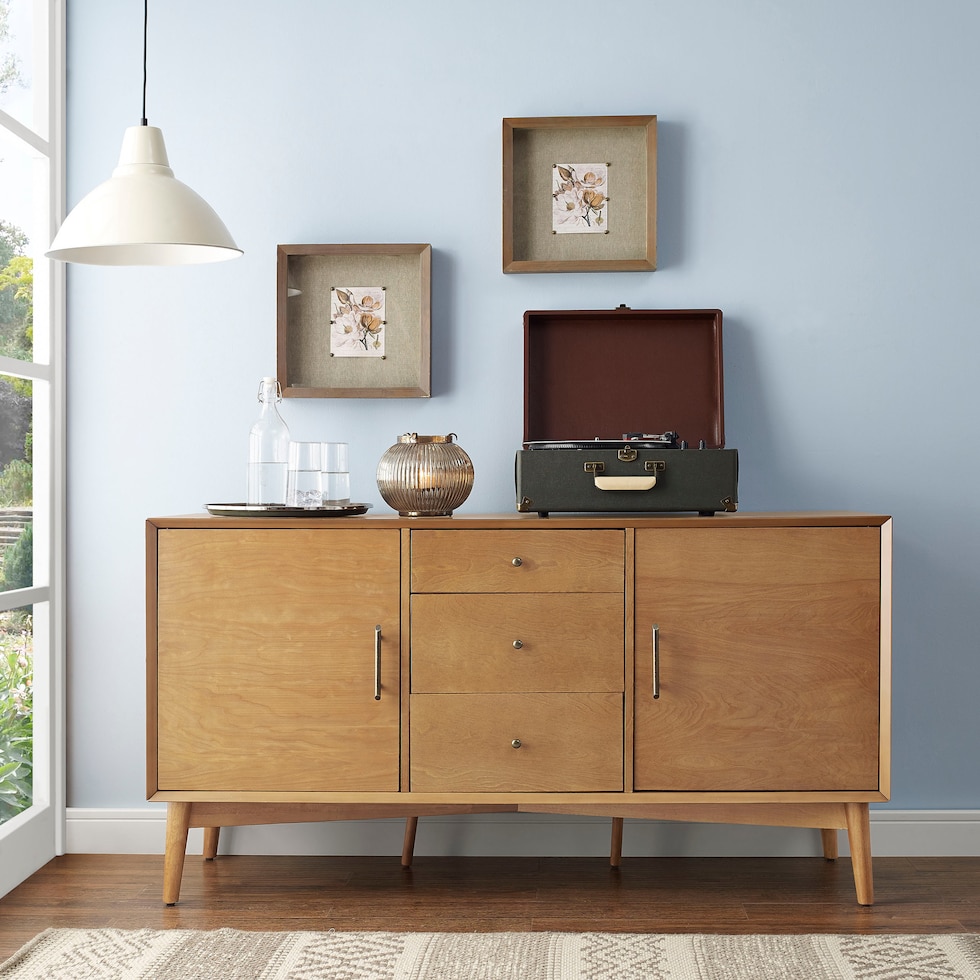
46, 125, 243, 266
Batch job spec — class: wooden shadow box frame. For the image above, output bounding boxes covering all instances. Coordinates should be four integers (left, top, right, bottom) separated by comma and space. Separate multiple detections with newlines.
503, 115, 657, 274
276, 243, 431, 398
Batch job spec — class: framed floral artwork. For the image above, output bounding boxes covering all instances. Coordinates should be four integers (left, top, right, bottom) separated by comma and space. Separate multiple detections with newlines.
503, 115, 657, 273
276, 243, 431, 398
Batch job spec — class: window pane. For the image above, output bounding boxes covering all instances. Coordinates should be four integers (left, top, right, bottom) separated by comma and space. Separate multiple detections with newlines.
0, 128, 37, 364
0, 372, 31, 596
0, 603, 32, 825
0, 0, 35, 132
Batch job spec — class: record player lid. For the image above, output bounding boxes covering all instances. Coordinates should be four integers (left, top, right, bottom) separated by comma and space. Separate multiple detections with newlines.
523, 308, 726, 449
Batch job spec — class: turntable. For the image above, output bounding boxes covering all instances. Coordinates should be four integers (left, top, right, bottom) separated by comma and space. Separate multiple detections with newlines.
515, 308, 739, 516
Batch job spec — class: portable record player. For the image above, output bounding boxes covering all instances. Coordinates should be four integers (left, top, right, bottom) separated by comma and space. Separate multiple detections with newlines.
515, 307, 738, 515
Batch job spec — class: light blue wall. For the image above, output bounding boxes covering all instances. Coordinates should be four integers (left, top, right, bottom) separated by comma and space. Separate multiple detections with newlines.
67, 0, 980, 816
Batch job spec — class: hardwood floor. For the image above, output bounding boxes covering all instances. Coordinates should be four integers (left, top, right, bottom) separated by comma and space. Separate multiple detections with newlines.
2, 854, 979, 961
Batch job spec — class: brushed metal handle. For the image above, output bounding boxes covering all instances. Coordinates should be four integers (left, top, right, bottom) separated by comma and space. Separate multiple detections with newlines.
512, 639, 524, 650
652, 624, 660, 700
511, 739, 522, 749
512, 557, 523, 566
374, 625, 382, 700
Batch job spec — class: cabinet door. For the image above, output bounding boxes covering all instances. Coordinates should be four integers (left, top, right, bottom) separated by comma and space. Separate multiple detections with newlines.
634, 527, 882, 792
154, 528, 400, 793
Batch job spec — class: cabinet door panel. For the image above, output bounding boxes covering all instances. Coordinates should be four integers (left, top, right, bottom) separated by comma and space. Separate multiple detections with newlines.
411, 530, 624, 593
634, 527, 881, 792
411, 693, 623, 792
411, 593, 623, 693
156, 528, 400, 792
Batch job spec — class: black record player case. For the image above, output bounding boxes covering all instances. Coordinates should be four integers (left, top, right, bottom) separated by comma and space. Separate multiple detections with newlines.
515, 307, 738, 515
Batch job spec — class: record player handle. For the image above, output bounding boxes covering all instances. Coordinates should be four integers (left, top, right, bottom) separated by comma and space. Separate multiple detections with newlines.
593, 475, 657, 491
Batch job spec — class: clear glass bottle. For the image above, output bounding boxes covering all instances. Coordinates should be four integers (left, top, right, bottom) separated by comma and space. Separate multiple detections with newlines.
247, 377, 290, 505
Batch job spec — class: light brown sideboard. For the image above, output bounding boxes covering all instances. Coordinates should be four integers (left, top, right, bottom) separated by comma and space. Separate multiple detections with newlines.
146, 512, 891, 905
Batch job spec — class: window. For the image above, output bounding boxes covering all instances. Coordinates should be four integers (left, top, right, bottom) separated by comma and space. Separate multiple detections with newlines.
0, 0, 64, 897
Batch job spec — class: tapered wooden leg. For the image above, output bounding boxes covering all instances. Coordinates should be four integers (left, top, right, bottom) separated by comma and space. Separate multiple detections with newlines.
610, 818, 624, 868
203, 826, 220, 860
845, 802, 874, 906
163, 802, 191, 906
820, 828, 838, 861
402, 817, 419, 868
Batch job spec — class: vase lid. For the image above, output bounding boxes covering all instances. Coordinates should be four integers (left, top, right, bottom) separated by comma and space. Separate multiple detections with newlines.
397, 432, 457, 444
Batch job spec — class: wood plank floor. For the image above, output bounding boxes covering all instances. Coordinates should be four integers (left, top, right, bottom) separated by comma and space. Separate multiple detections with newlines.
2, 854, 979, 960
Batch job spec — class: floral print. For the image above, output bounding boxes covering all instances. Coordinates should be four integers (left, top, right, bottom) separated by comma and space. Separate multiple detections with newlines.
553, 163, 608, 234
330, 287, 386, 357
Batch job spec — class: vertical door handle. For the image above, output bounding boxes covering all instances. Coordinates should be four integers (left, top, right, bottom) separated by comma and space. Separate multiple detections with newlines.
374, 625, 382, 700
652, 624, 660, 699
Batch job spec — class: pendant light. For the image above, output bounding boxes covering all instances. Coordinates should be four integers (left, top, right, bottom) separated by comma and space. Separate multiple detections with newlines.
46, 0, 242, 266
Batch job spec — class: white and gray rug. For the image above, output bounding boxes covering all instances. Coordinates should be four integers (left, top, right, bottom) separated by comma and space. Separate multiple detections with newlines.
2, 928, 979, 980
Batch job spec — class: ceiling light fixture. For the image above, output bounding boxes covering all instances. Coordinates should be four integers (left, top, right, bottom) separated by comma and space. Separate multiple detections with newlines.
46, 0, 242, 266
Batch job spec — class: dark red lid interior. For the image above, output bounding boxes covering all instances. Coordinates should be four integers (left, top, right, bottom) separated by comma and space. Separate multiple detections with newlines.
523, 309, 725, 448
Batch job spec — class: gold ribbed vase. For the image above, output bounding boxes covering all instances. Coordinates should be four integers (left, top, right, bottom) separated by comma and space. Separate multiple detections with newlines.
376, 433, 475, 517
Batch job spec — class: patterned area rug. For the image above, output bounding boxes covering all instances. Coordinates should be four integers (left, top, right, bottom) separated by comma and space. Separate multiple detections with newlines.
1, 929, 979, 980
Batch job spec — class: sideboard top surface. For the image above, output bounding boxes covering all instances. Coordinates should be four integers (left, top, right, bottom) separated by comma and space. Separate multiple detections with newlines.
147, 511, 891, 531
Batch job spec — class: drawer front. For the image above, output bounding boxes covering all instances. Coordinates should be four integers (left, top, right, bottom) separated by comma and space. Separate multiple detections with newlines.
411, 593, 624, 693
410, 693, 623, 792
411, 529, 624, 593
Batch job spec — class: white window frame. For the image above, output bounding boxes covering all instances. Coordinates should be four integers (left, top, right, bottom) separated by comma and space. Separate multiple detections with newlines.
0, 0, 66, 899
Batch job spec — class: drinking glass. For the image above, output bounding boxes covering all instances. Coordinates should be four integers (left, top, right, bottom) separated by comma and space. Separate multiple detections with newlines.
321, 442, 351, 503
287, 441, 323, 507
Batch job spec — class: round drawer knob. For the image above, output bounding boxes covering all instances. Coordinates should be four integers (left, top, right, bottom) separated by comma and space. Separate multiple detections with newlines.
511, 557, 523, 566
512, 639, 524, 650
511, 739, 522, 749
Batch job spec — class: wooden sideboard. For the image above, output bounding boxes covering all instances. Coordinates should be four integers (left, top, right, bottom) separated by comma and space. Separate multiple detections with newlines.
146, 512, 891, 905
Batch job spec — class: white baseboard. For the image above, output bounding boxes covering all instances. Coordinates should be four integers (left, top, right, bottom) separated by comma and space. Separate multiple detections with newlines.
64, 807, 980, 858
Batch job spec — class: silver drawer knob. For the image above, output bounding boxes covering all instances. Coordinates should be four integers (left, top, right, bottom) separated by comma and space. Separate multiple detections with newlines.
511, 739, 522, 749
511, 557, 523, 566
512, 639, 524, 649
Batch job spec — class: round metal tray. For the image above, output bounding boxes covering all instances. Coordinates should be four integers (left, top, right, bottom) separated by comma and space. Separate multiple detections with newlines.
206, 502, 372, 518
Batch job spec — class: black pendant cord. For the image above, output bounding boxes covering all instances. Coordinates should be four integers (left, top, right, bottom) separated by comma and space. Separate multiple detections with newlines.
140, 0, 148, 125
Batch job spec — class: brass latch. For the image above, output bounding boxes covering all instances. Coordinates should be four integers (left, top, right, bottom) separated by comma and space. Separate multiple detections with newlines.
587, 459, 667, 473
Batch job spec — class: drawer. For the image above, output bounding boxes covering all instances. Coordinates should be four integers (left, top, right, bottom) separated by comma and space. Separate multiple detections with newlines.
410, 529, 624, 593
410, 693, 623, 792
411, 593, 623, 693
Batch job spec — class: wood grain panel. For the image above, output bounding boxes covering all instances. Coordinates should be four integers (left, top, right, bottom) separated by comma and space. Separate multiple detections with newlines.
155, 528, 401, 793
410, 529, 624, 593
634, 527, 882, 792
411, 693, 623, 792
411, 593, 623, 693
